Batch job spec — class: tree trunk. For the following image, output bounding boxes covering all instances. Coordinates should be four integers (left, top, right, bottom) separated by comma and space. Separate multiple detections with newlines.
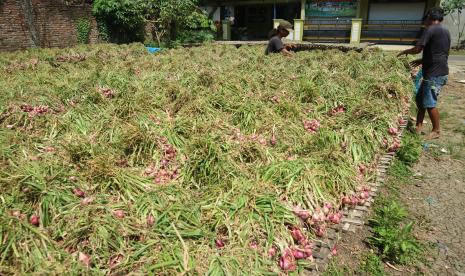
20, 0, 39, 47
457, 11, 465, 49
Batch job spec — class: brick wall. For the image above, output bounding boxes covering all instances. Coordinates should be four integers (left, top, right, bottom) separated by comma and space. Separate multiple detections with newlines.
0, 0, 98, 51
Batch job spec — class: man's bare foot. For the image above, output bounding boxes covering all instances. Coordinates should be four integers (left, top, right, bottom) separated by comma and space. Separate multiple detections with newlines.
425, 131, 440, 140
415, 124, 425, 135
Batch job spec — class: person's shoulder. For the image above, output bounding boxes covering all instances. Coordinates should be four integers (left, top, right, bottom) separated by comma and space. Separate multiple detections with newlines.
432, 24, 449, 33
435, 24, 451, 39
270, 36, 282, 42
424, 24, 449, 37
441, 25, 451, 36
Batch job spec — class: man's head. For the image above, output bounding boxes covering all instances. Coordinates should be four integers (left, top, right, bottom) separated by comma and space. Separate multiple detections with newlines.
277, 20, 293, 37
423, 7, 444, 26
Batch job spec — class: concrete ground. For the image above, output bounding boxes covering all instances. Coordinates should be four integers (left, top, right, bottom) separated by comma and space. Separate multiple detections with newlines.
368, 44, 411, 51
449, 55, 465, 76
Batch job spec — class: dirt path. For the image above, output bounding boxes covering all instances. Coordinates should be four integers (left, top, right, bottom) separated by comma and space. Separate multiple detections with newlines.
329, 57, 465, 275
398, 59, 465, 275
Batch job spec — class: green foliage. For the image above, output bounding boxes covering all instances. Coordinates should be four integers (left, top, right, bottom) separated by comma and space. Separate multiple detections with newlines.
358, 252, 385, 276
147, 0, 215, 45
323, 259, 352, 276
96, 18, 110, 42
396, 132, 422, 165
389, 159, 412, 181
174, 9, 216, 44
441, 0, 465, 15
368, 199, 420, 264
441, 0, 465, 48
183, 9, 216, 31
91, 0, 215, 45
76, 18, 91, 44
92, 0, 146, 30
370, 198, 407, 228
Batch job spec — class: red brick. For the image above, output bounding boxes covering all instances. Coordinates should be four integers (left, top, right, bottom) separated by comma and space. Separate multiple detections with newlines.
0, 0, 99, 51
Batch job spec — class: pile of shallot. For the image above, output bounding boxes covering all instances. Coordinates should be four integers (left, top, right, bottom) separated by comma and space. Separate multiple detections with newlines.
278, 227, 314, 271
56, 53, 87, 62
341, 186, 372, 207
232, 130, 268, 146
20, 104, 50, 118
303, 119, 320, 133
275, 201, 347, 271
398, 117, 407, 125
97, 86, 115, 99
382, 125, 401, 152
388, 127, 398, 136
5, 58, 38, 73
144, 138, 180, 184
383, 137, 401, 152
328, 104, 345, 116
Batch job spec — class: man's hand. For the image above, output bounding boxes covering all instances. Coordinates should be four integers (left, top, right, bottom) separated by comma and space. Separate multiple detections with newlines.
281, 48, 294, 57
285, 44, 297, 51
397, 46, 423, 57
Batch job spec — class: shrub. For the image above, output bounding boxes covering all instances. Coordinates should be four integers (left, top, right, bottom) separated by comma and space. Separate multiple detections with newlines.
368, 199, 420, 264
396, 132, 422, 165
76, 18, 92, 44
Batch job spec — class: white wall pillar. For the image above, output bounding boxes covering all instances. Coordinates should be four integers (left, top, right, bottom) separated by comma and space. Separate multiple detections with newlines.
294, 19, 304, 41
350, 18, 362, 44
222, 20, 231, 40
301, 0, 306, 20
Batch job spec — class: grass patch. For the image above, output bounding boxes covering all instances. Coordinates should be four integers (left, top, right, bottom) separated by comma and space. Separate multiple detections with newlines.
450, 49, 465, 55
396, 132, 422, 166
365, 128, 423, 266
323, 262, 351, 276
358, 252, 386, 276
323, 252, 385, 276
368, 198, 420, 264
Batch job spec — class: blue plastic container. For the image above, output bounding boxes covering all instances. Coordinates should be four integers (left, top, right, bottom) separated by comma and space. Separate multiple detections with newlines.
146, 47, 161, 54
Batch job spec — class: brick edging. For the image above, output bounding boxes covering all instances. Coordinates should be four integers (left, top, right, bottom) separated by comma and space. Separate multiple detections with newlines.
306, 117, 409, 273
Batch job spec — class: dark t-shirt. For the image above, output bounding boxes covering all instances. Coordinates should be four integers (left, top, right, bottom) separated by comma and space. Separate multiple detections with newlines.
417, 24, 451, 78
265, 36, 284, 55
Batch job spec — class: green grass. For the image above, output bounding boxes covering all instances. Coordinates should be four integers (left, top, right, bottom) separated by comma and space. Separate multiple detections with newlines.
450, 49, 465, 55
0, 43, 412, 274
323, 252, 385, 276
368, 198, 421, 264
396, 132, 422, 166
358, 252, 385, 276
323, 262, 352, 276
366, 130, 422, 265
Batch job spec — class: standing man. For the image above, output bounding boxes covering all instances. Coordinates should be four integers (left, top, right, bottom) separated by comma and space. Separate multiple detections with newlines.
398, 7, 451, 139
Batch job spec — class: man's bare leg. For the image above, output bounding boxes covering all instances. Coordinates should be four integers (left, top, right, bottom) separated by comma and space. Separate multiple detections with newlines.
426, 107, 441, 139
416, 107, 426, 134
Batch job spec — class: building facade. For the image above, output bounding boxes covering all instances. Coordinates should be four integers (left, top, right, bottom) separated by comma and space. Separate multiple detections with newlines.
205, 0, 441, 44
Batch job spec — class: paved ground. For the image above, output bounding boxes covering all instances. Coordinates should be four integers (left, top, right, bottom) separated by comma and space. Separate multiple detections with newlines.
332, 58, 465, 275
368, 44, 411, 51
